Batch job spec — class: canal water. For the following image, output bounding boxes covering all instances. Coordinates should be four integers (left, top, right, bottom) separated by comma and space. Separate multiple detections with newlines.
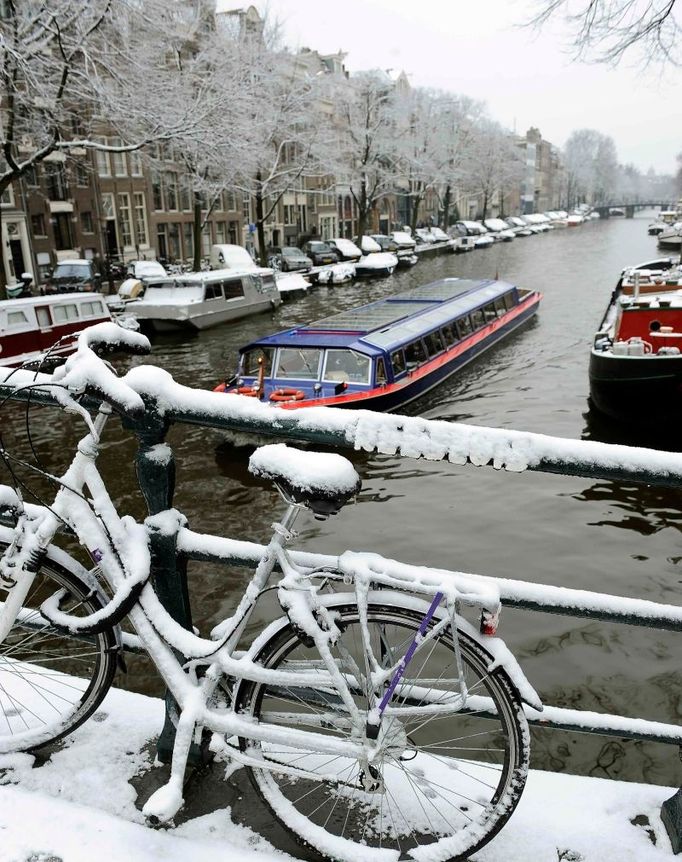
4, 213, 682, 787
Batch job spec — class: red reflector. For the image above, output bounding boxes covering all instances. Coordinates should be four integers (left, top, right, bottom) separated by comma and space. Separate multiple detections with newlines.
480, 610, 500, 636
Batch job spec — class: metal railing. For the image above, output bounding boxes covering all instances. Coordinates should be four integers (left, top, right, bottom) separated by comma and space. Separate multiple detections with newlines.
1, 373, 681, 851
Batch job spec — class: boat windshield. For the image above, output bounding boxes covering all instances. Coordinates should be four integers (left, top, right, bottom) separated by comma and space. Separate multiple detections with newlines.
241, 346, 274, 376
275, 347, 322, 380
322, 349, 372, 384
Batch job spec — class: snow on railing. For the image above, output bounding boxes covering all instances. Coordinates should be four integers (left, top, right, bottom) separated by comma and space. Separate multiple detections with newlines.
2, 363, 682, 486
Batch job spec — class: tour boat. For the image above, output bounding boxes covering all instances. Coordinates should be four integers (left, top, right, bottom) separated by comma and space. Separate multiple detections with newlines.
215, 277, 542, 411
0, 292, 112, 368
589, 269, 682, 422
126, 267, 280, 332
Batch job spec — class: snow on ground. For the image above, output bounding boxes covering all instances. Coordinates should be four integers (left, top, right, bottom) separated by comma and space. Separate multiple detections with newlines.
0, 683, 675, 862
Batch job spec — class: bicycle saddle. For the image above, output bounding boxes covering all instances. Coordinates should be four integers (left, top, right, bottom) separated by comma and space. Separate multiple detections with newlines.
249, 444, 361, 520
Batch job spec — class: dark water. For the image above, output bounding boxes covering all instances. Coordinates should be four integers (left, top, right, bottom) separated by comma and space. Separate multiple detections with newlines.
4, 214, 682, 787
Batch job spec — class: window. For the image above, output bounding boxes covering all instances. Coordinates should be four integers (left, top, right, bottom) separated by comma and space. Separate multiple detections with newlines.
391, 349, 406, 377
182, 223, 193, 258
101, 193, 115, 220
457, 315, 473, 337
45, 164, 68, 201
31, 214, 46, 237
283, 204, 295, 225
276, 347, 321, 380
483, 303, 498, 323
81, 211, 94, 233
405, 340, 426, 370
168, 223, 181, 259
81, 300, 104, 317
242, 348, 273, 376
7, 311, 28, 327
322, 349, 371, 385
215, 222, 227, 244
165, 173, 178, 210
223, 278, 245, 299
180, 182, 191, 212
25, 165, 39, 187
376, 358, 387, 385
441, 322, 459, 346
53, 304, 79, 322
129, 149, 143, 177
424, 331, 445, 357
228, 191, 237, 211
111, 138, 126, 177
36, 307, 52, 327
503, 291, 515, 310
152, 172, 164, 211
75, 163, 89, 187
53, 212, 73, 250
117, 193, 133, 246
494, 298, 507, 316
133, 193, 148, 245
95, 142, 111, 177
242, 195, 250, 221
203, 282, 223, 301
470, 308, 485, 330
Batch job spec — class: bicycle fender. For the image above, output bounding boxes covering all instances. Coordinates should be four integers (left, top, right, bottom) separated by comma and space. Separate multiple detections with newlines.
237, 588, 542, 713
0, 524, 124, 655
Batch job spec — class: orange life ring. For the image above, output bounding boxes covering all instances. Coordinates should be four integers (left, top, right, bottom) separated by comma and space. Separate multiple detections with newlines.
237, 386, 259, 397
269, 387, 306, 402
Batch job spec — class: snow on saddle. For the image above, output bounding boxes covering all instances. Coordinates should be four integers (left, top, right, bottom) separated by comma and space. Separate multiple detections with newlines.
248, 443, 361, 520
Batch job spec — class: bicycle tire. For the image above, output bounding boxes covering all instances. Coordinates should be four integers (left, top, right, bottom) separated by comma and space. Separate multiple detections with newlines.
235, 600, 529, 862
0, 548, 118, 753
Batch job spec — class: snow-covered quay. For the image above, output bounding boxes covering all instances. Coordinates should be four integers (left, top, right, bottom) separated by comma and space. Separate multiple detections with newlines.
0, 683, 674, 862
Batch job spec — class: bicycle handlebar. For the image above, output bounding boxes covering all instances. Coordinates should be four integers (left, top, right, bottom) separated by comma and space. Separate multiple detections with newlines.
51, 323, 151, 419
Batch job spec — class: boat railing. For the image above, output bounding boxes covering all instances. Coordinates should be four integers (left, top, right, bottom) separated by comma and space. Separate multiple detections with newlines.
1, 365, 682, 850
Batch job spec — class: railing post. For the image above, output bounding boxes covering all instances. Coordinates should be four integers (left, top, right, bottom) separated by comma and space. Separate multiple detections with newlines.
662, 747, 682, 854
124, 402, 193, 764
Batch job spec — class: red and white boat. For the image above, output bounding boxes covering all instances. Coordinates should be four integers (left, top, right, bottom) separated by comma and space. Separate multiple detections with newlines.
0, 292, 112, 368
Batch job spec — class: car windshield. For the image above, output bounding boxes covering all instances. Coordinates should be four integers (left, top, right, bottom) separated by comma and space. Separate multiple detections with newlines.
53, 264, 90, 279
281, 248, 299, 256
308, 243, 329, 251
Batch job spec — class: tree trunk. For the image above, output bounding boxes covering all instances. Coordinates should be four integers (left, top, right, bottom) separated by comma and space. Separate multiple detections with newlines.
481, 192, 489, 225
255, 187, 267, 267
442, 184, 451, 230
410, 194, 423, 233
0, 177, 9, 299
355, 179, 368, 246
193, 191, 203, 272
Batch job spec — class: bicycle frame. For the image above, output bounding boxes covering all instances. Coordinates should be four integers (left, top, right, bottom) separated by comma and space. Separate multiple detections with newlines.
0, 399, 507, 823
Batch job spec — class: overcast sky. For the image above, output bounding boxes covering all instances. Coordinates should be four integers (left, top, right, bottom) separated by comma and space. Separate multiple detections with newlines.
253, 0, 680, 174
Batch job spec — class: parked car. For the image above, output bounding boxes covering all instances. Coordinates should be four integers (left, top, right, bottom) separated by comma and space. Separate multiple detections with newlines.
126, 260, 168, 280
268, 246, 313, 272
301, 241, 340, 266
328, 238, 363, 262
429, 227, 450, 243
360, 235, 383, 254
43, 259, 103, 294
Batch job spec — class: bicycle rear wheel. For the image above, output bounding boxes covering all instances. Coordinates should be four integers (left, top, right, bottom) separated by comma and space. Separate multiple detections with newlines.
0, 550, 118, 753
236, 601, 529, 862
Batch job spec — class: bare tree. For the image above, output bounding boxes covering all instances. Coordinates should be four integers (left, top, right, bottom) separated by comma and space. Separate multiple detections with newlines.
0, 0, 222, 292
562, 128, 619, 206
331, 71, 401, 244
529, 0, 680, 66
462, 120, 525, 223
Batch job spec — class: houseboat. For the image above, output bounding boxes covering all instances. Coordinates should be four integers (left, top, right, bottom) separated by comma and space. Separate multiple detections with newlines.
125, 267, 281, 332
0, 292, 112, 368
589, 270, 682, 422
215, 277, 541, 411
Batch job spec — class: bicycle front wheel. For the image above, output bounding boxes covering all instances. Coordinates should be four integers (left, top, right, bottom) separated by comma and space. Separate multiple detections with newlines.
236, 601, 529, 862
0, 550, 117, 753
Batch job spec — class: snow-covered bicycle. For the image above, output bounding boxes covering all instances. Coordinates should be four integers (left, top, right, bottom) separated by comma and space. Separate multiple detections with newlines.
0, 325, 540, 862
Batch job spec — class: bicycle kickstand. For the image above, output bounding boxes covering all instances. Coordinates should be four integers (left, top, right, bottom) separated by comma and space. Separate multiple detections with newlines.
142, 707, 197, 825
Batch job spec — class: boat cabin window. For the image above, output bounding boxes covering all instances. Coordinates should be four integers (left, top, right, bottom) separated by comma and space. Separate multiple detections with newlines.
204, 282, 224, 301
470, 308, 485, 330
36, 307, 51, 327
80, 300, 105, 317
276, 347, 321, 380
457, 315, 473, 337
494, 297, 507, 316
503, 292, 515, 310
404, 340, 426, 370
441, 322, 459, 346
322, 349, 371, 384
376, 358, 387, 385
424, 331, 445, 357
223, 278, 245, 300
391, 349, 406, 377
483, 303, 498, 323
242, 347, 274, 376
6, 310, 29, 327
53, 304, 79, 322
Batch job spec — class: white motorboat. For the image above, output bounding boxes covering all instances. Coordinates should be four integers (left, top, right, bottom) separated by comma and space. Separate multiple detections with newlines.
354, 252, 399, 277
484, 218, 515, 241
127, 267, 280, 332
658, 222, 682, 250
